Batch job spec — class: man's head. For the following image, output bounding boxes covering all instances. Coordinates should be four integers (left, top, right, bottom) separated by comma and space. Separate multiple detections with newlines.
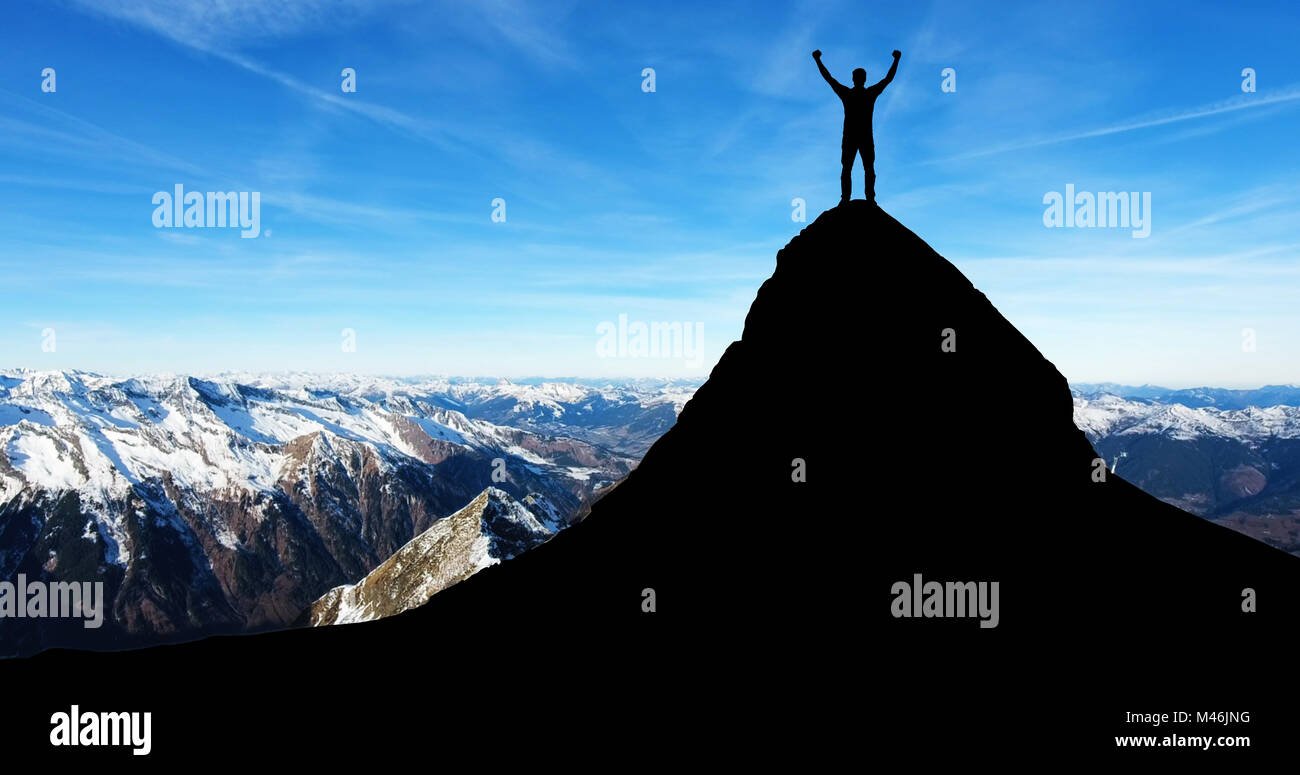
852, 68, 866, 86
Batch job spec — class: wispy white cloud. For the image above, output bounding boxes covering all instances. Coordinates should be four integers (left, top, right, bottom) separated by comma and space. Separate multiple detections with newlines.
469, 0, 577, 69
0, 89, 207, 175
931, 84, 1300, 162
70, 0, 382, 48
1165, 184, 1300, 234
65, 0, 619, 196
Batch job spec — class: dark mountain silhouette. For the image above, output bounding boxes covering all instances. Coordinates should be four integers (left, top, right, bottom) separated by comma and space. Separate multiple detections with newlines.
4, 202, 1296, 760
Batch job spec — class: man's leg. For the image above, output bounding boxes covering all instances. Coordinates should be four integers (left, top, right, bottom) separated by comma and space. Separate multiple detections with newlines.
862, 140, 876, 202
840, 142, 856, 205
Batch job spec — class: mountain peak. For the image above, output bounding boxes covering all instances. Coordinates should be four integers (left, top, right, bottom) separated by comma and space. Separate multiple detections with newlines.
483, 203, 1300, 635
307, 486, 553, 626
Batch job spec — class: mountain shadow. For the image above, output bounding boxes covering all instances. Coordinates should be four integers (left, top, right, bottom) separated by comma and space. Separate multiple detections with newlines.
6, 201, 1297, 760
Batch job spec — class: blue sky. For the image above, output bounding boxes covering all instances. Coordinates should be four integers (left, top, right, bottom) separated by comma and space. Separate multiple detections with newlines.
2, 0, 1299, 385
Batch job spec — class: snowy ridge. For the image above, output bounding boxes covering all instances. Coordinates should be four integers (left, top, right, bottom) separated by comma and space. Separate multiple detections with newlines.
215, 372, 700, 415
1072, 382, 1300, 410
1073, 394, 1300, 442
309, 487, 553, 626
0, 369, 638, 497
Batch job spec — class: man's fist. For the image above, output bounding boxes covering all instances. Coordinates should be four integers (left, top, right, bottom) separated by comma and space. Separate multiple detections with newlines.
892, 50, 901, 58
812, 50, 821, 59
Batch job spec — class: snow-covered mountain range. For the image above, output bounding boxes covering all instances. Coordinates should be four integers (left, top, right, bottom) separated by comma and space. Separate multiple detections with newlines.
213, 372, 698, 457
0, 369, 694, 654
1072, 389, 1300, 557
1073, 393, 1300, 442
1072, 382, 1300, 411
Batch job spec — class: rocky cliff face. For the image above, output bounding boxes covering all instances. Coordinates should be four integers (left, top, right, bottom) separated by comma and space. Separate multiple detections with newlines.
309, 488, 553, 626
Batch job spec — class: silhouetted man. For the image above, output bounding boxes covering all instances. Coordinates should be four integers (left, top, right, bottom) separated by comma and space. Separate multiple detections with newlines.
813, 48, 900, 204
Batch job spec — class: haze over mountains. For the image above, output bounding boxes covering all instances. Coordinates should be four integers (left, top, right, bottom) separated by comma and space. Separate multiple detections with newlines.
1073, 382, 1300, 411
0, 369, 693, 655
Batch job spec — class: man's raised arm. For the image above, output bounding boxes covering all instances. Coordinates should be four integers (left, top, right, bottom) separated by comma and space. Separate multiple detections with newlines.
812, 50, 845, 95
874, 50, 901, 91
